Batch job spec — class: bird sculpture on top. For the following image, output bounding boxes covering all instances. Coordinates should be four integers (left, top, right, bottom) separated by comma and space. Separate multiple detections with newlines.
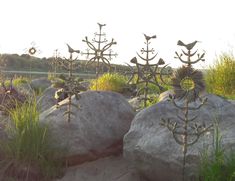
177, 40, 200, 51
67, 44, 80, 54
98, 23, 106, 29
144, 34, 157, 41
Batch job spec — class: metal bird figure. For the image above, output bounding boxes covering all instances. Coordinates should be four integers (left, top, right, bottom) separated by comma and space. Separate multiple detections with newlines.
98, 23, 106, 29
66, 44, 80, 54
177, 40, 200, 51
130, 57, 138, 63
144, 34, 157, 41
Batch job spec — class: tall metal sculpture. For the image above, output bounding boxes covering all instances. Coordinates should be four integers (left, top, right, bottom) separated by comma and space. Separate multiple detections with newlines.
48, 49, 60, 78
126, 34, 167, 107
160, 40, 212, 181
81, 23, 117, 79
56, 44, 83, 122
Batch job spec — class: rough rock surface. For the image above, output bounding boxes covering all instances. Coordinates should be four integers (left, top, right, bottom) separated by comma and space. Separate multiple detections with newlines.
57, 155, 146, 181
124, 93, 235, 181
229, 99, 235, 105
40, 91, 135, 166
16, 83, 34, 97
37, 86, 58, 112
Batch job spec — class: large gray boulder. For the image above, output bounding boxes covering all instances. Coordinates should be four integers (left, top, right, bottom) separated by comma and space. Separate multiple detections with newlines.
37, 86, 57, 112
124, 93, 235, 181
40, 91, 135, 166
229, 99, 235, 105
15, 82, 34, 97
57, 156, 146, 181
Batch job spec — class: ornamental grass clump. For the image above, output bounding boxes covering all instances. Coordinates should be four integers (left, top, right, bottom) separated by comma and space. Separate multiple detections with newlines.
0, 98, 65, 181
199, 121, 235, 181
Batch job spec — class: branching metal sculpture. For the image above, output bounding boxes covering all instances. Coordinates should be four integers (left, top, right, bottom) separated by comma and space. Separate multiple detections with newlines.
160, 40, 212, 181
48, 49, 60, 77
175, 40, 205, 66
81, 23, 117, 79
56, 44, 83, 122
126, 34, 168, 107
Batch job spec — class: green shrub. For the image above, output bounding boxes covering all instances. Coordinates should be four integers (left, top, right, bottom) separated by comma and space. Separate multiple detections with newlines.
51, 78, 65, 88
0, 99, 65, 180
205, 53, 235, 98
140, 94, 159, 108
90, 73, 128, 93
1, 77, 29, 87
12, 77, 28, 86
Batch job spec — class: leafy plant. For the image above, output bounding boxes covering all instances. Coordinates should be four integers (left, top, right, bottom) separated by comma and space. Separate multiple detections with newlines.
90, 73, 128, 93
140, 94, 159, 108
205, 53, 235, 99
0, 98, 65, 180
51, 77, 65, 88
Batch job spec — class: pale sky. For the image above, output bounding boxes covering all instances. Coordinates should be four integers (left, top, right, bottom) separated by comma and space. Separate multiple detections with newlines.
0, 0, 235, 68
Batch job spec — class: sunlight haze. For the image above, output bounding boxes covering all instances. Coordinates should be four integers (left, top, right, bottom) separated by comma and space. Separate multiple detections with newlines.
0, 0, 235, 68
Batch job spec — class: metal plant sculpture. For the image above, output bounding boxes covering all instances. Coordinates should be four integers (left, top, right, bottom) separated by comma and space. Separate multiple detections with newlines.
126, 34, 168, 107
160, 40, 212, 181
175, 40, 205, 66
48, 49, 60, 77
81, 23, 117, 79
56, 44, 83, 122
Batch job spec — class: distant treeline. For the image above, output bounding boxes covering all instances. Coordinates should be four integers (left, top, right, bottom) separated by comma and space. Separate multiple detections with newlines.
0, 54, 131, 74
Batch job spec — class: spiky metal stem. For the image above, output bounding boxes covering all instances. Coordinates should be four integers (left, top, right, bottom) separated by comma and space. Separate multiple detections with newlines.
161, 96, 213, 180
57, 45, 83, 122
160, 40, 213, 180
